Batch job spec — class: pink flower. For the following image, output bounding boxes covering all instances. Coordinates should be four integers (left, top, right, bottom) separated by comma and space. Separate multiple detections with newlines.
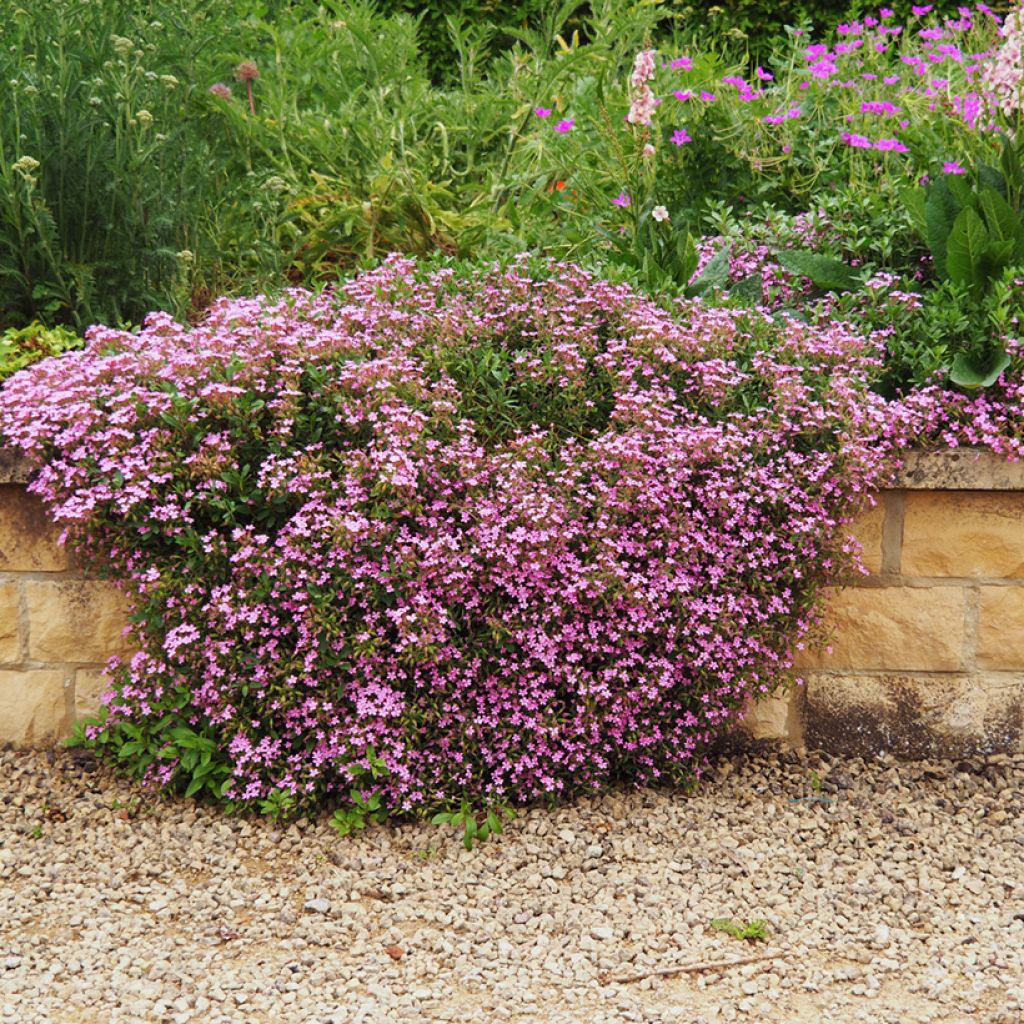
555, 118, 575, 133
534, 107, 552, 118
673, 90, 693, 102
943, 160, 967, 173
699, 91, 716, 102
613, 191, 631, 207
209, 83, 232, 100
671, 128, 691, 146
912, 4, 933, 14
755, 66, 773, 81
670, 56, 693, 70
875, 137, 910, 152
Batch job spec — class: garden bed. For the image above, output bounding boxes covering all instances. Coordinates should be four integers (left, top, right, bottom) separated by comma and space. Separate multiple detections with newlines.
3, 447, 1021, 758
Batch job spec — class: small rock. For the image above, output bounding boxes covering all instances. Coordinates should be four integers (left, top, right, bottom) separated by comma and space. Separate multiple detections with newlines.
303, 899, 331, 915
591, 926, 615, 940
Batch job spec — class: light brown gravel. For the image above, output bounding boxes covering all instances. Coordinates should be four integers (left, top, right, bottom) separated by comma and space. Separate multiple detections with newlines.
1, 746, 1022, 1024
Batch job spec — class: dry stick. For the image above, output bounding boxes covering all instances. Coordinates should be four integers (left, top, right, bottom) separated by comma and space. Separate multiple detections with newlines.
601, 950, 784, 986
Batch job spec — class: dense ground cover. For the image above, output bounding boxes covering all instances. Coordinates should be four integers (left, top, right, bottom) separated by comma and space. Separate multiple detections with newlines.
2, 1, 1024, 828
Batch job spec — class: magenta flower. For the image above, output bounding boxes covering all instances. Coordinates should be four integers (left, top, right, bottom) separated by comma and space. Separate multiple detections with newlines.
755, 66, 773, 81
671, 128, 692, 146
699, 90, 716, 102
875, 137, 910, 152
669, 56, 693, 70
613, 191, 631, 207
912, 4, 933, 14
943, 160, 967, 173
554, 118, 575, 133
534, 107, 552, 118
673, 90, 693, 102
841, 132, 873, 148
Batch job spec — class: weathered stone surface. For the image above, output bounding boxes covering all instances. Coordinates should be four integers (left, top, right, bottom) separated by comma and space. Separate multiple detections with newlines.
0, 450, 30, 485
797, 586, 965, 672
0, 669, 66, 746
805, 673, 1023, 757
902, 492, 1024, 578
0, 485, 70, 572
0, 582, 20, 663
849, 501, 884, 575
25, 581, 131, 663
977, 587, 1024, 669
73, 668, 111, 721
739, 690, 792, 742
897, 449, 1024, 490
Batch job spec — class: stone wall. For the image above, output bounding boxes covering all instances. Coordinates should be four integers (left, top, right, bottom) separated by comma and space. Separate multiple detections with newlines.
743, 449, 1024, 757
2, 448, 1024, 756
0, 453, 130, 745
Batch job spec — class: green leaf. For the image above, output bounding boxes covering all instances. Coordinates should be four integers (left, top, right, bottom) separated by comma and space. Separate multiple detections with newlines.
686, 244, 731, 297
901, 185, 927, 237
925, 177, 964, 277
946, 206, 990, 291
949, 347, 1011, 388
184, 777, 204, 798
727, 274, 763, 305
978, 187, 1024, 254
776, 250, 859, 293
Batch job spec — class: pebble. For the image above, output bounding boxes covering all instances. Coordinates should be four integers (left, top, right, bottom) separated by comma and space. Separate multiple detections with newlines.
1, 748, 1022, 1024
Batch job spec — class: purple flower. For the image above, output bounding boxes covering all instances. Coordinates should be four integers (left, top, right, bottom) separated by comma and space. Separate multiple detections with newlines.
554, 118, 575, 133
534, 107, 552, 118
613, 191, 631, 207
875, 137, 910, 152
671, 128, 692, 146
943, 160, 967, 173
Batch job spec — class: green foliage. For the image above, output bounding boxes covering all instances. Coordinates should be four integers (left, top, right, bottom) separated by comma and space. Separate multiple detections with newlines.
431, 800, 516, 850
0, 323, 82, 382
329, 748, 390, 836
776, 250, 862, 295
711, 917, 770, 941
902, 142, 1024, 387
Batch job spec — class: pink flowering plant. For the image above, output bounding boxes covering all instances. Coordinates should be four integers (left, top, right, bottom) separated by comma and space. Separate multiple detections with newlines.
1, 255, 923, 819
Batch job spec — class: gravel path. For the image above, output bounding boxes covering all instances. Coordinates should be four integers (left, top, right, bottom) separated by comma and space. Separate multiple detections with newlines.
1, 746, 1022, 1024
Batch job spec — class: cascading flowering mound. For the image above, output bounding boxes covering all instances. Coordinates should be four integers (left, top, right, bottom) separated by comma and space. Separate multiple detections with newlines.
0, 257, 899, 815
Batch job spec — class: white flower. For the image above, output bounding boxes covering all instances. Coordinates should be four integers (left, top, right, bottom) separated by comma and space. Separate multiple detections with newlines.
652, 205, 670, 223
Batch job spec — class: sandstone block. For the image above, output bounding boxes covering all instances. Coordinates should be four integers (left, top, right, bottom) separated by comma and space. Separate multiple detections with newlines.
739, 690, 793, 742
0, 484, 70, 572
977, 587, 1024, 669
796, 586, 965, 672
25, 580, 131, 663
849, 501, 884, 575
0, 669, 67, 746
0, 582, 20, 663
902, 492, 1024, 578
804, 673, 1023, 757
74, 668, 111, 722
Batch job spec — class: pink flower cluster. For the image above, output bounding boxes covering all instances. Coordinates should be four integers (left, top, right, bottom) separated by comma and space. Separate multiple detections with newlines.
981, 2, 1024, 119
2, 258, 1022, 813
627, 48, 658, 126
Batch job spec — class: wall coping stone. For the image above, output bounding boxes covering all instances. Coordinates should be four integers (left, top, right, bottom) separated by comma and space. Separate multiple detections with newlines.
2, 446, 1023, 490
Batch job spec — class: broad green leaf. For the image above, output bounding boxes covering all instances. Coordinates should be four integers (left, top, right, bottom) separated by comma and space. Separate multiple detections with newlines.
925, 177, 964, 277
776, 250, 859, 293
728, 274, 764, 305
945, 206, 990, 290
949, 347, 1011, 388
901, 185, 927, 237
686, 244, 731, 297
978, 187, 1024, 254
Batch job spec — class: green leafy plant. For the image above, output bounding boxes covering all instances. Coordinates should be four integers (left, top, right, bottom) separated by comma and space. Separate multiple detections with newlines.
329, 748, 390, 836
431, 800, 516, 850
711, 917, 770, 942
0, 323, 82, 382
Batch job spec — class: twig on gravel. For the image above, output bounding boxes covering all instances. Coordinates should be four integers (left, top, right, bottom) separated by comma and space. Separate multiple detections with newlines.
600, 950, 784, 986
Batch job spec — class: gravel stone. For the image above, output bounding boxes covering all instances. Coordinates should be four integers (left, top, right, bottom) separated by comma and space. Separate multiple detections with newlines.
1, 748, 1022, 1023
